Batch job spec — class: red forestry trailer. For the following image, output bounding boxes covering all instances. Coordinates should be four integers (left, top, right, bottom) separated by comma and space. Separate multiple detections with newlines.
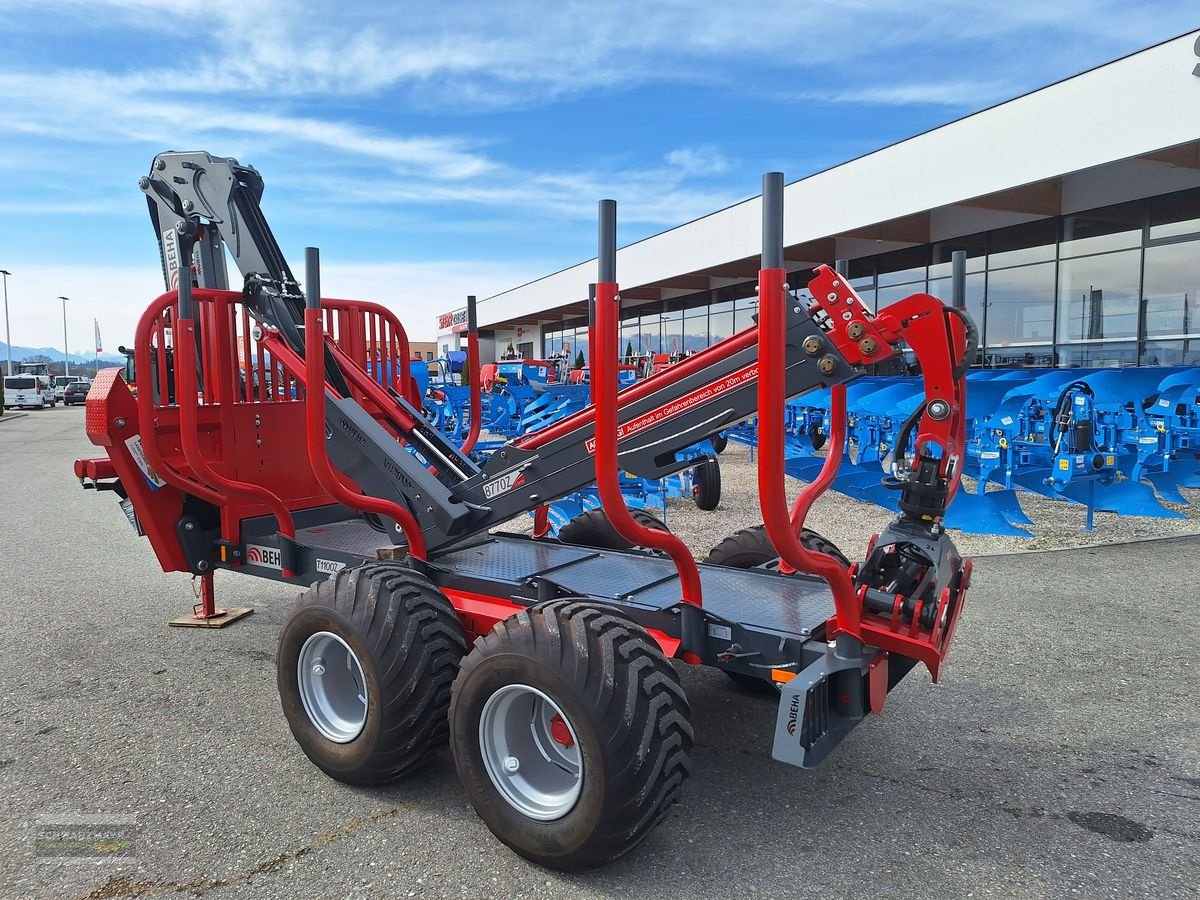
75, 153, 975, 870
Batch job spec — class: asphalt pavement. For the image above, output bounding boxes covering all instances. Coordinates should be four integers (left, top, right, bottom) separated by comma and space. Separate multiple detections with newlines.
0, 407, 1196, 899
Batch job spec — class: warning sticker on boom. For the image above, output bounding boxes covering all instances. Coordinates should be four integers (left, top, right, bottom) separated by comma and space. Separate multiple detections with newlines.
585, 363, 758, 453
124, 434, 165, 490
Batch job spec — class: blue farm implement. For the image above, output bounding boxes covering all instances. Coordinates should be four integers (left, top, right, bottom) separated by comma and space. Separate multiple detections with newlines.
731, 363, 1199, 535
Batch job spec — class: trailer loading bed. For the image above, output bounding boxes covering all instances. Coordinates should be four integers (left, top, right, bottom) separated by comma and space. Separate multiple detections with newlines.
289, 519, 834, 641
432, 534, 834, 639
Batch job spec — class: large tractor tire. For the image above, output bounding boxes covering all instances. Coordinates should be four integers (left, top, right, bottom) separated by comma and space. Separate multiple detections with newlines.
703, 524, 849, 692
449, 601, 693, 870
691, 456, 721, 511
703, 523, 849, 570
556, 506, 670, 550
276, 562, 467, 785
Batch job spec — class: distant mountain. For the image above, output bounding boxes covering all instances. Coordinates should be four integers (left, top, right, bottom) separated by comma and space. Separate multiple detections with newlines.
0, 341, 125, 366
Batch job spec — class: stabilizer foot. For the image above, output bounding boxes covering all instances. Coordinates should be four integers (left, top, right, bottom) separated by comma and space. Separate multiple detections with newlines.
169, 607, 254, 629
170, 571, 252, 627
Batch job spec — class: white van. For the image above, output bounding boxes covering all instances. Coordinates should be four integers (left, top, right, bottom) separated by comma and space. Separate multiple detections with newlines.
53, 375, 81, 401
3, 374, 55, 409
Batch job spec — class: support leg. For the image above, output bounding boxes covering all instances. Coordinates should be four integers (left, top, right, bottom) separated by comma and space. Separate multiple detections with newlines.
169, 571, 253, 629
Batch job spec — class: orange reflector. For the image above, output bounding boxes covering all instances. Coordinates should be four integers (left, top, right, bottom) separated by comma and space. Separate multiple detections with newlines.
219, 546, 227, 562
771, 669, 797, 684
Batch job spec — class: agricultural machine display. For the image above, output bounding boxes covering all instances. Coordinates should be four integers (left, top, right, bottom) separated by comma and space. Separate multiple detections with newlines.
75, 153, 974, 870
729, 365, 1200, 535
423, 338, 724, 518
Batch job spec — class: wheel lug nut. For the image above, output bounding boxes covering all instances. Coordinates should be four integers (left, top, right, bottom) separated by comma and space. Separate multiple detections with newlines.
312, 663, 326, 676
503, 756, 520, 774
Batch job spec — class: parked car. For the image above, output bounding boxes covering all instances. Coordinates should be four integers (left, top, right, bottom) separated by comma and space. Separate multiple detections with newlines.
3, 374, 55, 409
63, 380, 91, 406
53, 375, 82, 401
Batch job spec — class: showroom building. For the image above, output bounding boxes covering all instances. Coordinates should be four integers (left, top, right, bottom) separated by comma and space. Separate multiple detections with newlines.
436, 29, 1200, 370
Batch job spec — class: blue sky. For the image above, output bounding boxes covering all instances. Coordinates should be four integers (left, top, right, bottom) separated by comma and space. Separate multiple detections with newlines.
0, 1, 1195, 347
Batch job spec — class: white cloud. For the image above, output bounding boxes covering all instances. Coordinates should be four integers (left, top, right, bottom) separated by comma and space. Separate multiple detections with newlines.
4, 1, 1189, 108
665, 147, 731, 177
785, 80, 1014, 108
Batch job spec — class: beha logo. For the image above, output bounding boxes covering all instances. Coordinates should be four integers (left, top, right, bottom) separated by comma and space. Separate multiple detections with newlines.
246, 544, 282, 569
786, 693, 802, 736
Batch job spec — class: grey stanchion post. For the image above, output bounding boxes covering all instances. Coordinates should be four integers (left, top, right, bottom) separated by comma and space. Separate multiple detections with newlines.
305, 248, 321, 309
951, 250, 967, 309
762, 173, 784, 268
598, 200, 616, 284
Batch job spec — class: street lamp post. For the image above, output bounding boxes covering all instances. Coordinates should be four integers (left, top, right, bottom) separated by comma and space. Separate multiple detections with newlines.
57, 296, 70, 377
1, 269, 11, 376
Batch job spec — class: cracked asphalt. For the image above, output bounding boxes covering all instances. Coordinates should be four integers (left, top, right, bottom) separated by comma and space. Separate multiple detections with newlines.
1, 408, 1197, 899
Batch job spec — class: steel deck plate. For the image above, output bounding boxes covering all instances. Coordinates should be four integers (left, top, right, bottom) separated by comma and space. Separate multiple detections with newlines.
433, 535, 834, 639
296, 520, 393, 557
431, 539, 598, 582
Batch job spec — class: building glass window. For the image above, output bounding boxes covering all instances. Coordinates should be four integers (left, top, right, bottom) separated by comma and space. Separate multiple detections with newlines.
877, 282, 924, 307
983, 345, 1057, 368
734, 295, 758, 332
987, 218, 1057, 269
1148, 188, 1200, 242
1143, 240, 1200, 337
683, 310, 708, 351
657, 310, 682, 356
641, 322, 661, 355
1141, 339, 1197, 367
1060, 202, 1143, 258
1058, 340, 1138, 368
876, 245, 927, 287
984, 262, 1056, 345
1057, 249, 1141, 342
709, 309, 734, 344
929, 236, 987, 278
846, 257, 874, 281
620, 318, 641, 359
927, 273, 987, 343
